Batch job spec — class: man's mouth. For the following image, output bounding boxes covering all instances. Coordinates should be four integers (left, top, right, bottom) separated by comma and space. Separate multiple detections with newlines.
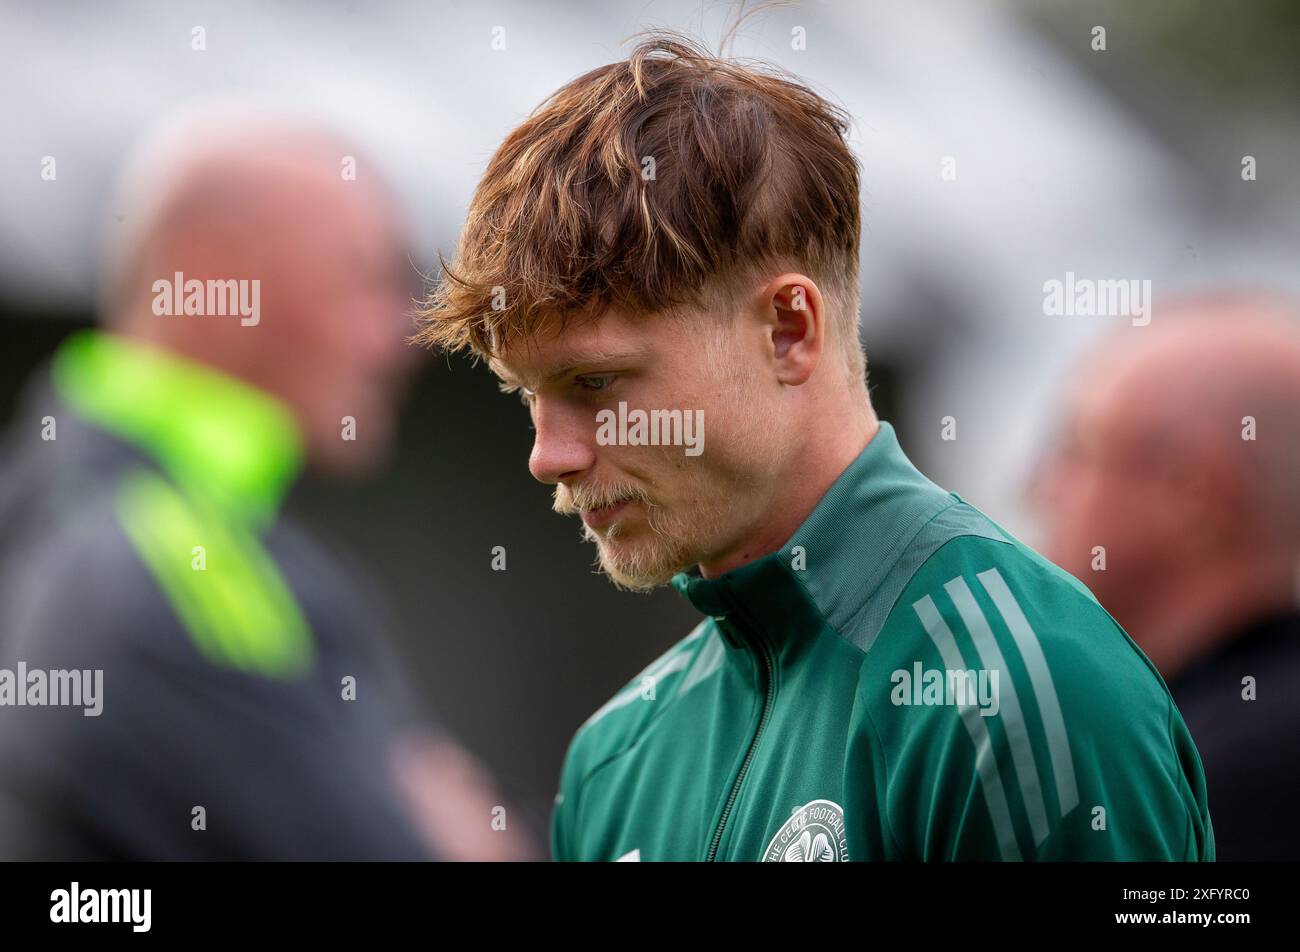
580, 499, 635, 530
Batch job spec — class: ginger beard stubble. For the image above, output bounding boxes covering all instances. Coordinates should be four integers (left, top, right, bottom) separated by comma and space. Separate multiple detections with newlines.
550, 320, 773, 592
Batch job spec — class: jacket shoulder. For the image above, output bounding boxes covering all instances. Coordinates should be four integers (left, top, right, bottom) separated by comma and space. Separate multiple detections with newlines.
3, 464, 314, 680
878, 521, 1150, 680
550, 620, 718, 860
861, 521, 1212, 859
568, 619, 716, 762
871, 517, 1169, 714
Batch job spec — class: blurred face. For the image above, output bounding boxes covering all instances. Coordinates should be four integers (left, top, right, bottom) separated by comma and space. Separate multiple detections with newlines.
1032, 387, 1200, 616
493, 306, 779, 590
251, 166, 418, 474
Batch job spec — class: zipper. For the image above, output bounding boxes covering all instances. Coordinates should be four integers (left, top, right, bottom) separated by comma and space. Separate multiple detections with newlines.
705, 613, 775, 861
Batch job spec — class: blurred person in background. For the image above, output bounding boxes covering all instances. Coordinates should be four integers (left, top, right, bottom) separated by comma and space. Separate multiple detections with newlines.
1034, 293, 1300, 861
0, 109, 534, 860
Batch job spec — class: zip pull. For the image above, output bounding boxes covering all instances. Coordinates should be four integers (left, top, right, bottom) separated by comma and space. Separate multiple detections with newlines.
713, 615, 747, 650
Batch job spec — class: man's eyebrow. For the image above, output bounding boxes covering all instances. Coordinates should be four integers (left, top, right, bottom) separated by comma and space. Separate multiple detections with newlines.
490, 347, 649, 388
548, 348, 648, 378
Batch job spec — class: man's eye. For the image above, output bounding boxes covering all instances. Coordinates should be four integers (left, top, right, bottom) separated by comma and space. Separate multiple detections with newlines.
576, 375, 615, 393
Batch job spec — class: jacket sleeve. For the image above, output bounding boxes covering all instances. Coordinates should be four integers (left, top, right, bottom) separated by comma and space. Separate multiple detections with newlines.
877, 675, 1214, 860
868, 544, 1215, 861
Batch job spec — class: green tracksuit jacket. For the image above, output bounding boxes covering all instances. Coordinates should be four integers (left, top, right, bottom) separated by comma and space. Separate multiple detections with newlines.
550, 422, 1215, 861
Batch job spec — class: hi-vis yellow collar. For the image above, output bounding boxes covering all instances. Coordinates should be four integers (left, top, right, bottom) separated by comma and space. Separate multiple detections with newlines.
52, 330, 304, 523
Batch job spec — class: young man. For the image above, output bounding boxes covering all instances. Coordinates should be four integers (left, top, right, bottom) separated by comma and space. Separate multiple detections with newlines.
418, 36, 1214, 861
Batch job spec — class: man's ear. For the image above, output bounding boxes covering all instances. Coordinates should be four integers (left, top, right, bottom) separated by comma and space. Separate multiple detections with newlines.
758, 273, 825, 386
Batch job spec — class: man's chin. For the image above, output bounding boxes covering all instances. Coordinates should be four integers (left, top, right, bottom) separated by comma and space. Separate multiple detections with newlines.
591, 537, 687, 593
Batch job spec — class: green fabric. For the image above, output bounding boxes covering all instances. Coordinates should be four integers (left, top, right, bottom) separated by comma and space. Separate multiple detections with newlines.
551, 423, 1215, 861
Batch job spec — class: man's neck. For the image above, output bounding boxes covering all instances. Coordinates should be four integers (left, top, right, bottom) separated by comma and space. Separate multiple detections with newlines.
1119, 554, 1298, 682
699, 404, 878, 579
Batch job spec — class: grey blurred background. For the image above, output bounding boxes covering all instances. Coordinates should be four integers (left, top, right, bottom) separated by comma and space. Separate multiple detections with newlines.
3, 0, 1299, 834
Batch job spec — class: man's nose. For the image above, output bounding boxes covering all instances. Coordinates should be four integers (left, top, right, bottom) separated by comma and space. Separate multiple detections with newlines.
528, 401, 596, 484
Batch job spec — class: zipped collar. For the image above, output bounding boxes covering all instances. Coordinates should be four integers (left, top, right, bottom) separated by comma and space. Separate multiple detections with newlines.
51, 330, 304, 524
671, 421, 957, 661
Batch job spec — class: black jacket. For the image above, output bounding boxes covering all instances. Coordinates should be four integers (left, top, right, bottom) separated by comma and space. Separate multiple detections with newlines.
0, 339, 432, 860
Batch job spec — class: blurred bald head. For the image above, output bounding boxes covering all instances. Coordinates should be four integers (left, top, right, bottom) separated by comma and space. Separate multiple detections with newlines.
102, 107, 417, 474
1035, 293, 1300, 677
